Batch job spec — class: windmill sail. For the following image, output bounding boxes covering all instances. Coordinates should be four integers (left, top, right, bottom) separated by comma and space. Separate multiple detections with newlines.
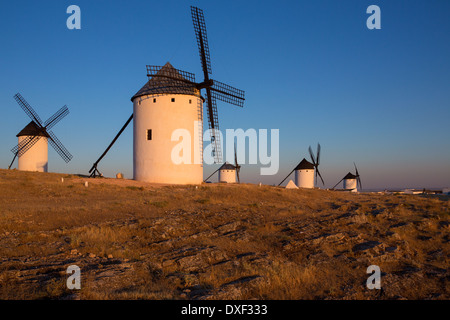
190, 6, 244, 163
10, 93, 72, 167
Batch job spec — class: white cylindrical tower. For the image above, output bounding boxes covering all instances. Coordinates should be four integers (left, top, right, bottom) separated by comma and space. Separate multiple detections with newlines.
16, 121, 49, 172
343, 173, 358, 192
131, 62, 203, 184
294, 158, 315, 188
218, 162, 236, 183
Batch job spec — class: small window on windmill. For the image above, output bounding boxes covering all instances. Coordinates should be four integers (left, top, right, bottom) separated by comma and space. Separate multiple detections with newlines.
171, 98, 175, 102
189, 99, 192, 104
153, 98, 156, 103
147, 129, 152, 141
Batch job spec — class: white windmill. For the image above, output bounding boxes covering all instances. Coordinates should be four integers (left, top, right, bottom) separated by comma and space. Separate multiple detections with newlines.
294, 158, 315, 188
132, 62, 204, 184
332, 163, 362, 192
278, 143, 325, 188
218, 162, 238, 183
87, 7, 245, 184
204, 144, 241, 183
8, 93, 72, 172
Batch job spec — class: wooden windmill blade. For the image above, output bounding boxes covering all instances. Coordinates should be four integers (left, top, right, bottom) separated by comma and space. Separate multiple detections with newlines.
354, 162, 362, 190
146, 65, 197, 83
308, 143, 325, 186
316, 168, 325, 186
210, 80, 245, 107
13, 93, 45, 128
146, 65, 193, 95
44, 104, 73, 163
190, 6, 245, 164
44, 105, 69, 130
191, 6, 220, 162
315, 143, 325, 186
204, 94, 222, 162
308, 145, 318, 183
191, 6, 212, 76
316, 143, 321, 165
47, 130, 73, 163
12, 135, 42, 157
234, 142, 241, 183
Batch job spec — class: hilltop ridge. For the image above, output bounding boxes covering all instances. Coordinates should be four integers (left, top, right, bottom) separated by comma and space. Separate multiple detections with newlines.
0, 169, 448, 299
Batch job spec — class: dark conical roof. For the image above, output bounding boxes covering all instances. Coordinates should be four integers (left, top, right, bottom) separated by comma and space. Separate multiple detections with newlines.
131, 62, 198, 101
219, 162, 236, 170
294, 158, 315, 170
16, 121, 50, 138
343, 172, 357, 180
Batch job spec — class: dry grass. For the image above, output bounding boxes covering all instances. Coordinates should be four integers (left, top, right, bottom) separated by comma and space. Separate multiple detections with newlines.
0, 168, 448, 300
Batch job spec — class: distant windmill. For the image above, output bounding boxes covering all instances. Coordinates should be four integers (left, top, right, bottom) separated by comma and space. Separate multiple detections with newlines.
278, 143, 325, 188
332, 162, 362, 192
204, 143, 241, 183
88, 6, 245, 184
8, 93, 72, 172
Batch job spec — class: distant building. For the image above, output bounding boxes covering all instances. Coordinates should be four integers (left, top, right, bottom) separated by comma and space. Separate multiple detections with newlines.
218, 162, 237, 183
294, 158, 315, 188
343, 173, 358, 192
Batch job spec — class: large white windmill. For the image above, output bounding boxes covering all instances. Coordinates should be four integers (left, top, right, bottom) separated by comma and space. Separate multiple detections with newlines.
131, 63, 204, 184
88, 6, 245, 184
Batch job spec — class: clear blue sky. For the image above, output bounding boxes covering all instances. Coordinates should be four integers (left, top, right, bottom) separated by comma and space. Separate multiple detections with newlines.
1, 0, 449, 189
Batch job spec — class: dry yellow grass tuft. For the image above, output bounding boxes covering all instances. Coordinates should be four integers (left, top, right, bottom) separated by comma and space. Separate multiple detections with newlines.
0, 169, 448, 300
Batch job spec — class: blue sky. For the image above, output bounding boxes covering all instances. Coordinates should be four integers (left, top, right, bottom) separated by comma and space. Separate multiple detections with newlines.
0, 0, 449, 189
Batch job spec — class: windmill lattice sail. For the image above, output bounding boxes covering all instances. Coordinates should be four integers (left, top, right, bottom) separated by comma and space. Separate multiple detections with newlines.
190, 6, 245, 163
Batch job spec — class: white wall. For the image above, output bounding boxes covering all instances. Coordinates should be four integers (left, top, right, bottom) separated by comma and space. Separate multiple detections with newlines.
295, 169, 314, 188
133, 94, 203, 184
344, 179, 357, 192
17, 136, 48, 172
219, 169, 236, 183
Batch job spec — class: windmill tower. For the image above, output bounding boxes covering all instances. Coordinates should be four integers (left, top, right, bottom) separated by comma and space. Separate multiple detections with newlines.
16, 121, 49, 172
332, 163, 362, 192
343, 173, 358, 192
278, 143, 325, 189
8, 93, 72, 172
218, 162, 237, 183
294, 158, 315, 188
88, 6, 245, 183
131, 63, 204, 184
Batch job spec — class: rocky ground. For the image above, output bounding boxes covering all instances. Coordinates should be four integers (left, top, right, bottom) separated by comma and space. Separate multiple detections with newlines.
0, 169, 448, 300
